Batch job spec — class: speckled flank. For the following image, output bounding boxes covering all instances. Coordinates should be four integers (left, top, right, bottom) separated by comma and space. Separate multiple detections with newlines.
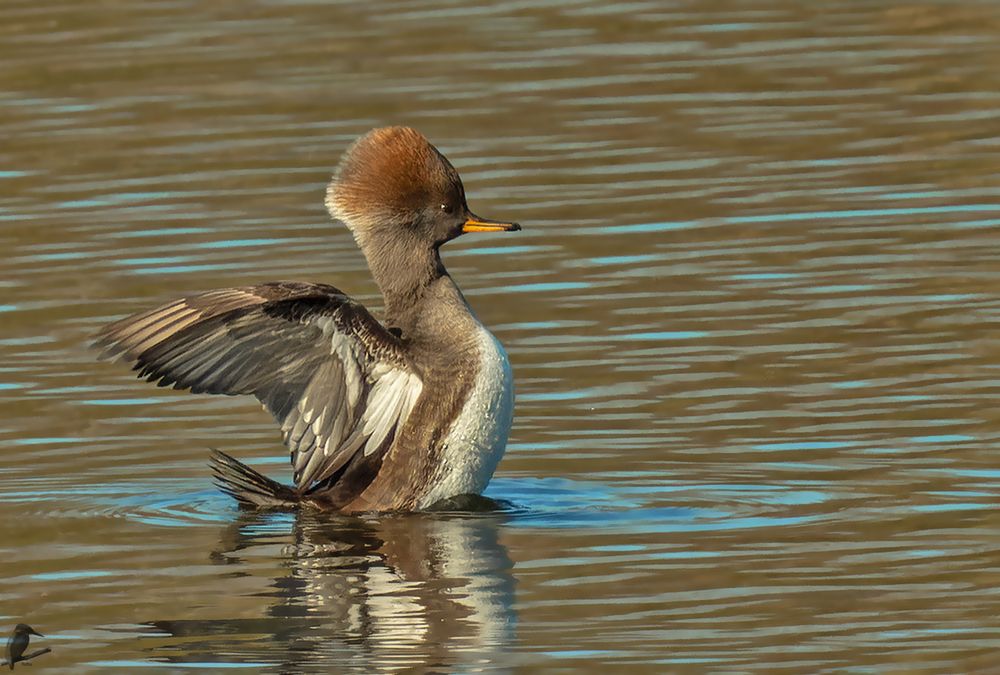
419, 326, 514, 507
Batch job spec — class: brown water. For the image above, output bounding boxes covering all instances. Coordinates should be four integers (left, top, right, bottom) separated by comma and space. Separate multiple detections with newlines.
2, 1, 1000, 672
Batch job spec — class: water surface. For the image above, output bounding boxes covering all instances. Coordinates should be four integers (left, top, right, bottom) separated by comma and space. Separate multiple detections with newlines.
2, 0, 999, 672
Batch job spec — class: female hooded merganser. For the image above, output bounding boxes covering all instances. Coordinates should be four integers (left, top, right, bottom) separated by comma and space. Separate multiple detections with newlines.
97, 127, 519, 512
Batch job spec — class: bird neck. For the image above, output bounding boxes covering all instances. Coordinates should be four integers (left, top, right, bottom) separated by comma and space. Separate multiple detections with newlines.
360, 236, 447, 333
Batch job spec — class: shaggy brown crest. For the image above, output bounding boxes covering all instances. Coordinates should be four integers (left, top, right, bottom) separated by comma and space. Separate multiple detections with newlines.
326, 126, 465, 232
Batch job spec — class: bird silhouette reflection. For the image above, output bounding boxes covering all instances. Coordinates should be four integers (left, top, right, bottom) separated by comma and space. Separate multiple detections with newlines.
144, 505, 517, 671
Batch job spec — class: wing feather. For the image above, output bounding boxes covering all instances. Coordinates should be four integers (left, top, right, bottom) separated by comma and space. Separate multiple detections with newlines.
96, 281, 423, 492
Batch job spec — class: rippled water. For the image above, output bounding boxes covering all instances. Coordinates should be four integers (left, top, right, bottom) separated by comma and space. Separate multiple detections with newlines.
2, 1, 999, 672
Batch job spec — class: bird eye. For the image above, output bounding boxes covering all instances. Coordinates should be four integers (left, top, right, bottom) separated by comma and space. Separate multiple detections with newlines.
440, 203, 454, 214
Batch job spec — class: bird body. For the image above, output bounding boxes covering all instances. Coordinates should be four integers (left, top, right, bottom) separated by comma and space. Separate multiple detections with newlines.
5, 624, 43, 670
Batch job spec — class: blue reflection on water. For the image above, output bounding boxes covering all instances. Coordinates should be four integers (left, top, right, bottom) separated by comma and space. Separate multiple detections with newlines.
909, 434, 974, 443
80, 398, 166, 406
5, 466, 992, 550
33, 570, 114, 581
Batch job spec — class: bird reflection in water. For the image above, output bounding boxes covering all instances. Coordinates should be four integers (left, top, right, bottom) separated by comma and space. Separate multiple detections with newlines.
145, 505, 516, 671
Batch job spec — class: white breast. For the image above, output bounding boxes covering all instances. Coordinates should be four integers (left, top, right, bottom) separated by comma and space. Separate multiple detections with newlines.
418, 325, 514, 507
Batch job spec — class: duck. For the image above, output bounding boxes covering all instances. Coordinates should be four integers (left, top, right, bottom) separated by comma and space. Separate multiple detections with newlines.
96, 127, 520, 512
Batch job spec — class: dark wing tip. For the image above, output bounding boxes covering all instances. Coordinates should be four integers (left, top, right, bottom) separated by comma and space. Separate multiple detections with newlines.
91, 324, 128, 361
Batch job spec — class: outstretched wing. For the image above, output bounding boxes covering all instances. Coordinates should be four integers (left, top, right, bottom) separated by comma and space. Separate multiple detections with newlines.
95, 281, 423, 490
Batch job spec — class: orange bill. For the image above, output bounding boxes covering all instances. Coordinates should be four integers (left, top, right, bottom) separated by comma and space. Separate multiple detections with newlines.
462, 214, 521, 233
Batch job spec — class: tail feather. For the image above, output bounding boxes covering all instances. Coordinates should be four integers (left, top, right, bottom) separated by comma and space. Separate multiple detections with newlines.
209, 448, 299, 508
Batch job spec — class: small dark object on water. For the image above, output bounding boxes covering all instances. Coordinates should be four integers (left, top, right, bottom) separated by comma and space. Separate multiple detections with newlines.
3, 624, 49, 670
